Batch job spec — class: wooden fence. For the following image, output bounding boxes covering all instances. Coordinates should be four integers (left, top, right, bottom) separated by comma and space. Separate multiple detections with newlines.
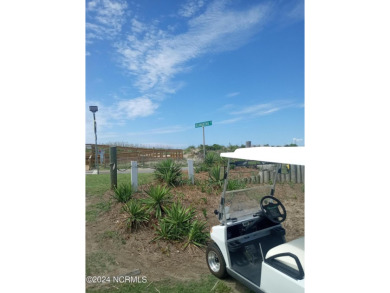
86, 144, 183, 169
239, 165, 305, 184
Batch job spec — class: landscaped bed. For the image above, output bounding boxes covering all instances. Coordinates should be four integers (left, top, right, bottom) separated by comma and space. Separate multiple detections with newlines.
86, 160, 304, 292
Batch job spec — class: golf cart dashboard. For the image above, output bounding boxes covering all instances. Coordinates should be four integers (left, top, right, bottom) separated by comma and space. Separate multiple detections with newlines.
226, 216, 284, 241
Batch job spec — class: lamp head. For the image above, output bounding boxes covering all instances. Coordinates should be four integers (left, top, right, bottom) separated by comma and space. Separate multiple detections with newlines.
89, 106, 98, 113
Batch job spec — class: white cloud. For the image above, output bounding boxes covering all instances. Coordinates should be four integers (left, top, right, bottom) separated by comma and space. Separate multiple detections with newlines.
86, 0, 128, 43
226, 92, 240, 97
230, 103, 272, 115
85, 96, 159, 142
126, 125, 191, 136
215, 117, 243, 125
178, 0, 205, 18
293, 138, 303, 143
230, 101, 302, 116
116, 97, 159, 119
116, 1, 271, 93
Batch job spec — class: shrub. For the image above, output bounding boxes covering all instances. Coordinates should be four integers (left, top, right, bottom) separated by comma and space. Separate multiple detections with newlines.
195, 163, 210, 173
154, 201, 195, 241
204, 152, 219, 166
154, 159, 182, 186
183, 220, 209, 249
227, 179, 246, 191
143, 185, 172, 218
113, 183, 133, 203
209, 165, 223, 186
122, 200, 149, 232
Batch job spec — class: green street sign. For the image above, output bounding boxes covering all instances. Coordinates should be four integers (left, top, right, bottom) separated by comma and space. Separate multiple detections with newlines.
195, 120, 212, 128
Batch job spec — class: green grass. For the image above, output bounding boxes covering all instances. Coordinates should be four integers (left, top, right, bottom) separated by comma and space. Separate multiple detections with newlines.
86, 173, 154, 197
86, 201, 112, 222
86, 274, 250, 293
86, 251, 117, 276
97, 230, 126, 246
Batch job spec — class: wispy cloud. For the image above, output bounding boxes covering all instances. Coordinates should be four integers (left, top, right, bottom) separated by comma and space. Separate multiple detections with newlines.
178, 0, 206, 18
115, 1, 271, 93
116, 97, 159, 119
226, 92, 240, 98
86, 0, 128, 44
230, 103, 273, 115
125, 125, 191, 136
292, 138, 304, 143
229, 101, 302, 117
215, 117, 243, 125
85, 96, 159, 142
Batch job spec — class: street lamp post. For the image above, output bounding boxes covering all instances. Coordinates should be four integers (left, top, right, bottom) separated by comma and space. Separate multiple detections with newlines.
89, 106, 99, 174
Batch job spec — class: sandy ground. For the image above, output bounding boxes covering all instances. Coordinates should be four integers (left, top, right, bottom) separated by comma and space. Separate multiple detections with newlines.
86, 170, 304, 291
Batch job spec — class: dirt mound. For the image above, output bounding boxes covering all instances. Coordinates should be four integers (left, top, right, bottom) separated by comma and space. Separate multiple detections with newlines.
86, 173, 304, 289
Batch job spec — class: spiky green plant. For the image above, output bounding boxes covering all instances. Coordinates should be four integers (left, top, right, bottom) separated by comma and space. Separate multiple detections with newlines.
153, 201, 195, 241
153, 219, 171, 242
183, 220, 209, 249
204, 152, 218, 166
113, 183, 133, 203
209, 165, 223, 186
122, 200, 149, 232
164, 201, 195, 240
227, 179, 246, 191
143, 185, 172, 218
154, 159, 182, 186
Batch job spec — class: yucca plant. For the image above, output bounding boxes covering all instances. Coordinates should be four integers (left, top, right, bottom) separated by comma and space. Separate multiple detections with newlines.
204, 152, 218, 167
113, 183, 133, 203
122, 200, 149, 232
227, 179, 246, 191
183, 220, 209, 250
164, 201, 195, 240
143, 185, 172, 218
153, 219, 172, 242
154, 159, 182, 186
209, 165, 223, 186
155, 201, 195, 241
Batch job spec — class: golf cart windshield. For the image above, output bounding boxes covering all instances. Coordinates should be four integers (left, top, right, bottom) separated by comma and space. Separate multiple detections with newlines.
224, 185, 273, 222
218, 147, 305, 225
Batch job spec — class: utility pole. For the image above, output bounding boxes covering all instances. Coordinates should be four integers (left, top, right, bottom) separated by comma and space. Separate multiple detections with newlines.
89, 106, 99, 174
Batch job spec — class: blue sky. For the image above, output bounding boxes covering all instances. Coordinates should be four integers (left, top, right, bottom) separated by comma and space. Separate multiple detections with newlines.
86, 0, 304, 148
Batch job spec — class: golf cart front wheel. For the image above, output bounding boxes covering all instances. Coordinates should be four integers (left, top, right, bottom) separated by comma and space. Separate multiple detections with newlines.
206, 242, 227, 279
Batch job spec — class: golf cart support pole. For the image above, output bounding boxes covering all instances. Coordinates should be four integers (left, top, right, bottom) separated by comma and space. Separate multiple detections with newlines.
221, 158, 231, 224
270, 164, 282, 197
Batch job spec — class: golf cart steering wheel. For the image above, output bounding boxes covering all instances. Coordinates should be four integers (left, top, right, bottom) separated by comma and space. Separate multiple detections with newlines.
260, 196, 287, 224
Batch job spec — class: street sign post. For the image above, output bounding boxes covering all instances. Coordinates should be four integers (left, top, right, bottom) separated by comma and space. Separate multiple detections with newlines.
195, 120, 212, 159
195, 120, 212, 128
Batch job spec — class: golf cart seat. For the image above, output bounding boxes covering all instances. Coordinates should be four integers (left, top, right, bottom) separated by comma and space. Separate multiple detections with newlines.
265, 237, 305, 274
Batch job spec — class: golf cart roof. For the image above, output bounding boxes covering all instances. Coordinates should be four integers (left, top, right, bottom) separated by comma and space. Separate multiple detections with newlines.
220, 147, 305, 165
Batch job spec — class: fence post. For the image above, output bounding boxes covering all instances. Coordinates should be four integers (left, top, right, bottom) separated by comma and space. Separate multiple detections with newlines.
301, 165, 305, 184
131, 161, 138, 192
264, 170, 270, 184
187, 159, 194, 184
259, 170, 264, 184
297, 165, 302, 183
109, 146, 117, 190
291, 165, 297, 183
286, 170, 290, 182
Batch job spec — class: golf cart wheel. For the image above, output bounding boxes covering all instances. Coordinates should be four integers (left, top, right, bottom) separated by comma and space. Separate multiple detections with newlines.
206, 242, 227, 279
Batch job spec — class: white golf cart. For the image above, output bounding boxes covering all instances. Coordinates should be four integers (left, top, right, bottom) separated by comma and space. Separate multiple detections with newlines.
206, 147, 305, 293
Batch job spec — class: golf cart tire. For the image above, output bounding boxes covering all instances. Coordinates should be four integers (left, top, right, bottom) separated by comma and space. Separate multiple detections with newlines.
206, 242, 227, 279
